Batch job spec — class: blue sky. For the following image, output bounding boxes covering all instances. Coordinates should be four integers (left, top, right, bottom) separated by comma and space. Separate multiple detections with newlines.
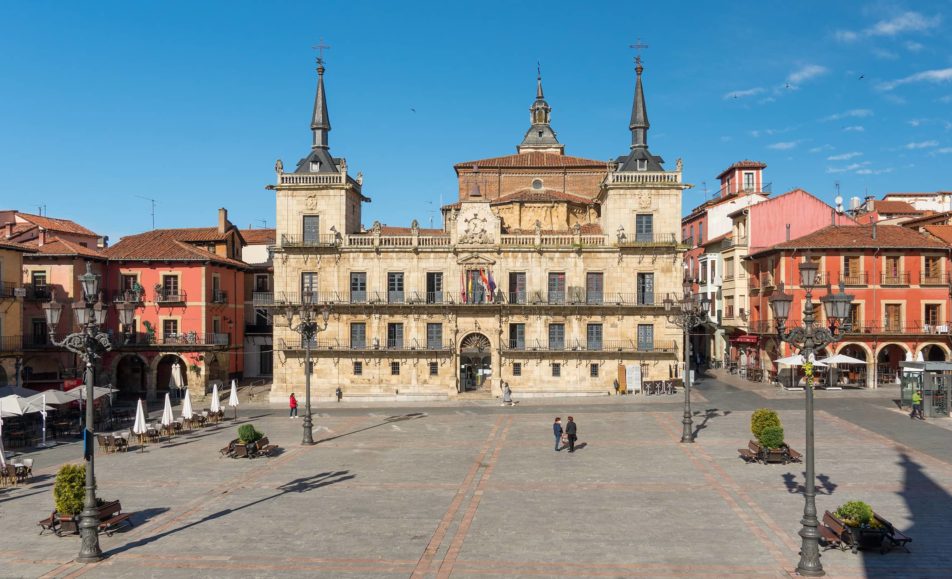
1, 1, 951, 241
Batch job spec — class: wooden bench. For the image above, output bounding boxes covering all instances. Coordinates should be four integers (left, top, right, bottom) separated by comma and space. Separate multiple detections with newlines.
875, 514, 912, 553
255, 437, 278, 458
821, 511, 851, 551
219, 438, 239, 458
738, 440, 761, 463
786, 447, 803, 463
97, 500, 135, 536
37, 510, 59, 535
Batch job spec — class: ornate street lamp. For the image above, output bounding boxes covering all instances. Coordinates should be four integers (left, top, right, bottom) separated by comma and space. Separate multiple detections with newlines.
769, 255, 854, 577
43, 262, 117, 563
664, 289, 710, 443
278, 301, 330, 444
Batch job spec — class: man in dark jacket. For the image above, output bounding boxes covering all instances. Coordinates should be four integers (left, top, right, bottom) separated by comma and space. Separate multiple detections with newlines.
565, 416, 577, 452
553, 417, 563, 451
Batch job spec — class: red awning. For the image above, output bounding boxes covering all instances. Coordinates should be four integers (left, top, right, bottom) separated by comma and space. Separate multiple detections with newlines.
731, 335, 759, 344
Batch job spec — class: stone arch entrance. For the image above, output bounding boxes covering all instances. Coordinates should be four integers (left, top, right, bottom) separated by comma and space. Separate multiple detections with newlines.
920, 343, 949, 362
876, 343, 908, 386
155, 354, 187, 397
115, 354, 148, 401
459, 333, 491, 392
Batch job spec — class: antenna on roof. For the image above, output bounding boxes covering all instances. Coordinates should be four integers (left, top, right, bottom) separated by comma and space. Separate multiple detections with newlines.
38, 205, 47, 216
258, 219, 268, 229
701, 181, 708, 200
135, 196, 158, 230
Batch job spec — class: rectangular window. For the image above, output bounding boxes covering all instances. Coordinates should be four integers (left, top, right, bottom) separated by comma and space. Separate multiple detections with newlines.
426, 323, 443, 350
509, 272, 527, 304
353, 361, 363, 375
121, 274, 137, 292
637, 324, 654, 351
509, 323, 525, 349
590, 363, 599, 378
301, 272, 318, 303
724, 258, 734, 280
387, 272, 404, 303
552, 363, 561, 377
32, 319, 48, 346
924, 256, 942, 284
548, 323, 565, 350
547, 272, 566, 304
302, 215, 319, 244
162, 319, 178, 341
586, 272, 603, 304
350, 272, 367, 303
512, 362, 522, 376
586, 323, 603, 350
387, 323, 404, 349
925, 304, 941, 326
429, 362, 439, 376
843, 256, 862, 285
710, 260, 716, 281
885, 256, 901, 280
743, 171, 755, 191
848, 303, 861, 330
254, 274, 269, 292
391, 361, 400, 376
426, 272, 443, 303
637, 273, 654, 305
698, 222, 704, 245
636, 214, 654, 242
350, 322, 366, 349
161, 275, 179, 298
259, 345, 273, 375
884, 304, 902, 332
724, 296, 735, 318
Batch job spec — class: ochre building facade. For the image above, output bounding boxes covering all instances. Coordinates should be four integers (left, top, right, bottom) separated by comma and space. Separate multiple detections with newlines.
264, 58, 689, 401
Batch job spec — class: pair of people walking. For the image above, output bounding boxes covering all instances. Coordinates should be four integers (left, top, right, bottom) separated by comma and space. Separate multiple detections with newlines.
552, 416, 577, 452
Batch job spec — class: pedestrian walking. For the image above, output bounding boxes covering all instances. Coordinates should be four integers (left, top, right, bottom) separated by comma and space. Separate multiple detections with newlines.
289, 392, 298, 418
910, 389, 924, 420
502, 383, 513, 406
553, 417, 563, 451
335, 387, 343, 403
565, 416, 578, 452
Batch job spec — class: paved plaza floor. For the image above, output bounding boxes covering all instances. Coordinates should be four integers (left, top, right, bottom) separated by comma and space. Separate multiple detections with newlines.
2, 375, 952, 578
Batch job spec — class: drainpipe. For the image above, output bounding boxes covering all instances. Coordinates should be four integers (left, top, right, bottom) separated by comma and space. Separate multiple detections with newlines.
871, 246, 881, 389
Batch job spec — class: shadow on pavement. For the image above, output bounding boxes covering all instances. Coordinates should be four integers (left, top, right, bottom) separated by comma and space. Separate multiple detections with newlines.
692, 408, 731, 439
315, 413, 427, 444
782, 472, 837, 496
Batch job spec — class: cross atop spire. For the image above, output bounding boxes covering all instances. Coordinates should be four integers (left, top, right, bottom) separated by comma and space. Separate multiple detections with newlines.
295, 43, 339, 174
536, 61, 544, 99
312, 38, 331, 72
629, 37, 648, 73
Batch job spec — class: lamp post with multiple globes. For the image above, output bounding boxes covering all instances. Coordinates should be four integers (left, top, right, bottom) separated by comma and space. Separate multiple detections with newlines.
277, 299, 330, 445
663, 282, 711, 443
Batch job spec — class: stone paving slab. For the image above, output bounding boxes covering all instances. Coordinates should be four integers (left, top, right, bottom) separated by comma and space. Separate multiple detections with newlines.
2, 393, 952, 578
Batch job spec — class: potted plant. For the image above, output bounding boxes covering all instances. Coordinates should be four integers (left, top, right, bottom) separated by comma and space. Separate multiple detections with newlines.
757, 425, 788, 463
234, 424, 264, 458
833, 500, 887, 551
53, 464, 85, 535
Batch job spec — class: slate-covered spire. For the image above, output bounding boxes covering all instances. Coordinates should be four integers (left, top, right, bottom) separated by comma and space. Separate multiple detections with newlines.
295, 56, 339, 174
311, 59, 331, 149
517, 65, 564, 154
629, 58, 649, 150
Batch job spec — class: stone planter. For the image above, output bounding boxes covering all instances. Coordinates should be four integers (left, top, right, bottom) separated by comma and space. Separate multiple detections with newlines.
845, 522, 889, 553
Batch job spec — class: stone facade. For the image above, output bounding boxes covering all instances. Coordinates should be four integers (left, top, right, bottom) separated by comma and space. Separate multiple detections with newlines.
264, 60, 689, 402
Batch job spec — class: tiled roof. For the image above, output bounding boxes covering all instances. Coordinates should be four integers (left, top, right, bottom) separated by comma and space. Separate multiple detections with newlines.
158, 227, 231, 242
923, 225, 952, 245
0, 239, 36, 252
701, 232, 732, 247
104, 230, 247, 268
16, 213, 98, 236
454, 152, 608, 170
239, 229, 276, 245
6, 223, 36, 237
27, 238, 105, 259
899, 211, 951, 227
873, 200, 921, 215
491, 188, 595, 205
717, 160, 767, 179
883, 191, 952, 197
753, 224, 946, 255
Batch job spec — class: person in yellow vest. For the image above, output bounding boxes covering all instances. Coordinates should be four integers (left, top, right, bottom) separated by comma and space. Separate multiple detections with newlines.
910, 390, 924, 420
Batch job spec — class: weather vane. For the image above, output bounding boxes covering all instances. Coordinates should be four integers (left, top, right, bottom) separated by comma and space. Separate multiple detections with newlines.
629, 37, 648, 66
312, 38, 331, 67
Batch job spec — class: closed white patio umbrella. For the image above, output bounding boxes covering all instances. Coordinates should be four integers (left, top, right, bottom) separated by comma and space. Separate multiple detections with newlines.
160, 393, 174, 439
132, 399, 148, 451
181, 388, 194, 421
209, 383, 221, 414
228, 380, 239, 420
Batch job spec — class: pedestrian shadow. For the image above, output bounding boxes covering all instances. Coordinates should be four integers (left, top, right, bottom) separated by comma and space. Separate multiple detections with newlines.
130, 507, 170, 527
573, 442, 588, 451
315, 413, 427, 444
0, 484, 53, 504
105, 470, 355, 556
782, 472, 837, 495
692, 408, 731, 439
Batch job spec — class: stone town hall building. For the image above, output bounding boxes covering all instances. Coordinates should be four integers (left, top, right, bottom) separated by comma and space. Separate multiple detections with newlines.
262, 56, 689, 401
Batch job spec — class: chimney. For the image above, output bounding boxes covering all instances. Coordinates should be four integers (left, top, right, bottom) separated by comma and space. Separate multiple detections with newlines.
218, 208, 228, 234
831, 208, 835, 226
5, 222, 13, 238
39, 229, 47, 246
97, 235, 108, 249
785, 224, 790, 242
872, 221, 877, 240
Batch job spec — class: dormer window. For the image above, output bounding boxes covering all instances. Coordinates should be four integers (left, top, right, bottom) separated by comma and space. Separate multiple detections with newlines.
310, 161, 321, 172
637, 159, 647, 171
531, 179, 544, 190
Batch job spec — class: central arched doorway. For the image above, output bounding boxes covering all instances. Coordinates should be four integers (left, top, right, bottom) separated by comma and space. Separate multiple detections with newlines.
156, 354, 187, 397
459, 333, 491, 392
115, 354, 147, 401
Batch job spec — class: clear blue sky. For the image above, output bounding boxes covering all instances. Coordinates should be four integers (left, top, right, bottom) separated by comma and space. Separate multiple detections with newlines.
2, 1, 951, 241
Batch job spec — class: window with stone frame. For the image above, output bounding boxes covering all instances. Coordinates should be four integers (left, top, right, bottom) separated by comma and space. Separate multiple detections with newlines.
923, 255, 942, 284
925, 303, 941, 327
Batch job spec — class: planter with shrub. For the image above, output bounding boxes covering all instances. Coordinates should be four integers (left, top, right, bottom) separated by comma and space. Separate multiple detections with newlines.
833, 500, 888, 551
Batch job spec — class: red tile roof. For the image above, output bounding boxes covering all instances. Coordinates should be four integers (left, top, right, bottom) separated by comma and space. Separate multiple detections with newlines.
873, 200, 921, 215
0, 239, 36, 252
27, 238, 105, 259
239, 229, 276, 245
158, 227, 232, 242
491, 188, 595, 206
701, 232, 732, 247
752, 224, 946, 256
923, 225, 952, 245
104, 230, 247, 268
455, 152, 608, 170
716, 160, 767, 179
16, 213, 98, 236
899, 211, 951, 227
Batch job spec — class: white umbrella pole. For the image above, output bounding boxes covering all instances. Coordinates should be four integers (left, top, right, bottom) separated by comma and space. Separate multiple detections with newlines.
40, 393, 47, 448
0, 416, 5, 469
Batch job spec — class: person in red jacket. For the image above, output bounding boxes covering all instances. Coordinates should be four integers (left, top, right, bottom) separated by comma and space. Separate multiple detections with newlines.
289, 393, 298, 418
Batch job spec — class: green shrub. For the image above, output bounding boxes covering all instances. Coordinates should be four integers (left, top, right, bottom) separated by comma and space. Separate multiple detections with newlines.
238, 424, 263, 444
758, 425, 785, 449
53, 464, 85, 516
835, 500, 874, 527
750, 409, 782, 439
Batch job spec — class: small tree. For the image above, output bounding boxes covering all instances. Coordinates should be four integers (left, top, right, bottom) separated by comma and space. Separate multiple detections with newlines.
835, 500, 874, 527
238, 424, 263, 444
53, 464, 85, 516
751, 408, 782, 439
758, 425, 785, 449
